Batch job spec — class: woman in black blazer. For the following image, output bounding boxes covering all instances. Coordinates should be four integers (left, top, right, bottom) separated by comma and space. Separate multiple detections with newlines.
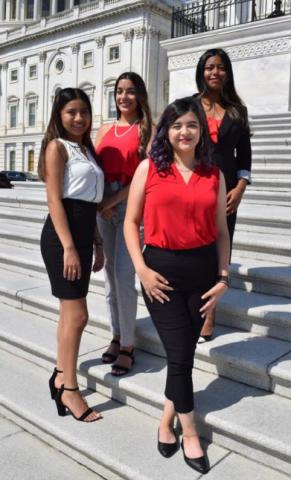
194, 48, 252, 340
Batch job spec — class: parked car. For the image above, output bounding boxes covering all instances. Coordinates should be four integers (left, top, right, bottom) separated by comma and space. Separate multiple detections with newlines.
23, 171, 39, 181
1, 170, 27, 181
1, 170, 39, 182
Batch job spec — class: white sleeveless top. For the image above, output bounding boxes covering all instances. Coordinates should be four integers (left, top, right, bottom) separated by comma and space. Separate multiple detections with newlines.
57, 138, 104, 203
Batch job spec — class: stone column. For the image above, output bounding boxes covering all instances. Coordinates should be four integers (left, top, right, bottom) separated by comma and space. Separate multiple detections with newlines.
71, 43, 80, 87
19, 57, 26, 134
69, 0, 74, 9
15, 0, 20, 19
95, 36, 105, 124
0, 0, 5, 20
38, 52, 46, 131
51, 0, 57, 15
122, 29, 134, 71
0, 63, 8, 136
6, 0, 11, 20
33, 0, 40, 19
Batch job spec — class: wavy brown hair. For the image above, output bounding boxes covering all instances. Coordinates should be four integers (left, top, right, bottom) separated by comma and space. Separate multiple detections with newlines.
38, 88, 99, 181
114, 72, 153, 159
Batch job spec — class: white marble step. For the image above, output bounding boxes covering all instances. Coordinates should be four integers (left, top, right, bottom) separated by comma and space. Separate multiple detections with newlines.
1, 324, 291, 476
1, 268, 291, 385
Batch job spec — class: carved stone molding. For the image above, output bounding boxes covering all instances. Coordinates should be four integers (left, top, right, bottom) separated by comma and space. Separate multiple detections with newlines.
123, 29, 134, 42
20, 57, 26, 66
226, 38, 291, 60
39, 52, 47, 62
168, 38, 291, 70
134, 26, 146, 38
96, 36, 105, 48
71, 43, 80, 54
1, 62, 8, 71
147, 27, 161, 38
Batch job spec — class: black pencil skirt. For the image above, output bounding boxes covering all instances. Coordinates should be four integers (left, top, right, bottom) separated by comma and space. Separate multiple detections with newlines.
40, 198, 97, 300
142, 243, 218, 413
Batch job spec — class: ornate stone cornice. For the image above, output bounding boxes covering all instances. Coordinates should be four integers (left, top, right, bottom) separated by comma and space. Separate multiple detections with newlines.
123, 29, 134, 42
168, 37, 291, 70
96, 36, 105, 48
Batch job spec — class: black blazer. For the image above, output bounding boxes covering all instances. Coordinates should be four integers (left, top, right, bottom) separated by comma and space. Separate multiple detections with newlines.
194, 96, 252, 192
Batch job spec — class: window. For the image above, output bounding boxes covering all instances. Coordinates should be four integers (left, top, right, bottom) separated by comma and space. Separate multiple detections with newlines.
9, 105, 17, 128
108, 45, 120, 63
10, 69, 18, 82
83, 51, 93, 68
42, 0, 50, 17
108, 90, 116, 119
55, 59, 64, 73
28, 150, 35, 171
28, 102, 36, 127
11, 0, 16, 19
9, 151, 16, 170
26, 0, 34, 18
29, 65, 37, 79
57, 0, 65, 12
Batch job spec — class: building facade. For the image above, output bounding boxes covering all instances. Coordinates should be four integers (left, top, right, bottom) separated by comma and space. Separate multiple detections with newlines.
0, 0, 175, 172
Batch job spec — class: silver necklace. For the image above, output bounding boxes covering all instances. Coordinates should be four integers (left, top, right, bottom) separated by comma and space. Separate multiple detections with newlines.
114, 119, 138, 138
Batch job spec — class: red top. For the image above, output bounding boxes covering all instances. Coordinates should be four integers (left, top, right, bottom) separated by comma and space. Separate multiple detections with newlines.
207, 117, 222, 144
143, 160, 220, 250
96, 124, 140, 185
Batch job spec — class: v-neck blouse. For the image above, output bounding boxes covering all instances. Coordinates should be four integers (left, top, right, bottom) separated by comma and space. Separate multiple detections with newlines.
143, 159, 219, 250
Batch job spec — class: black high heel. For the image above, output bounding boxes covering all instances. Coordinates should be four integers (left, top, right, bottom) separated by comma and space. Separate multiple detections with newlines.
181, 439, 210, 474
48, 368, 63, 400
101, 339, 120, 364
54, 385, 102, 422
157, 428, 179, 458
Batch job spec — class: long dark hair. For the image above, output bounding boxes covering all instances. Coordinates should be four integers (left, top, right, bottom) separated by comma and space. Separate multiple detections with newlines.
114, 72, 152, 159
196, 48, 249, 130
151, 97, 212, 173
38, 88, 98, 181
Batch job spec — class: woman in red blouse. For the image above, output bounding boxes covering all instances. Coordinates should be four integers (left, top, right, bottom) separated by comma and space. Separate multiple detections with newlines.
124, 97, 230, 474
95, 72, 154, 376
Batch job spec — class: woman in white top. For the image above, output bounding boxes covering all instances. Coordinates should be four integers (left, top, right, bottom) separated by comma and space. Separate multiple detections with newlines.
39, 88, 104, 422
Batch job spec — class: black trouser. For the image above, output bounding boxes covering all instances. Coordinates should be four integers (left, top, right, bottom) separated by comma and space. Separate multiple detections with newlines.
227, 211, 237, 253
142, 243, 218, 413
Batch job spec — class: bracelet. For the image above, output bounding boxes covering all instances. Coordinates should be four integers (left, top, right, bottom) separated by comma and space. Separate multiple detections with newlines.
216, 275, 230, 288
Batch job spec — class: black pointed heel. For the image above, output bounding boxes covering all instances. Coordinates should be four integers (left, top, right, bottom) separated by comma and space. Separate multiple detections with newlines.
54, 385, 102, 422
181, 440, 210, 474
49, 368, 63, 400
157, 428, 179, 458
111, 349, 135, 377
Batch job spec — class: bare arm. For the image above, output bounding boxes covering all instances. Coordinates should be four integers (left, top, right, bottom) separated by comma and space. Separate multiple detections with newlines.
124, 159, 173, 303
200, 171, 230, 316
45, 140, 81, 281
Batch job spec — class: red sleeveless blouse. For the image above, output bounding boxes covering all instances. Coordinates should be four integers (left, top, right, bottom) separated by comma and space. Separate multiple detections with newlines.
96, 124, 140, 185
143, 159, 219, 250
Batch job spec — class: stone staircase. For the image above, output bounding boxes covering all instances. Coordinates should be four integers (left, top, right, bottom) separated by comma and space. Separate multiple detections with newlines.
0, 112, 290, 479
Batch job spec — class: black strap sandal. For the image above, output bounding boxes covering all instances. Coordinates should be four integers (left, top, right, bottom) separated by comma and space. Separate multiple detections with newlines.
54, 385, 102, 422
49, 367, 63, 400
101, 339, 120, 364
111, 349, 135, 377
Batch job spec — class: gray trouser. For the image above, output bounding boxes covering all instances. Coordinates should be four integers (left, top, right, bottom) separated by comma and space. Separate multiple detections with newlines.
97, 201, 137, 346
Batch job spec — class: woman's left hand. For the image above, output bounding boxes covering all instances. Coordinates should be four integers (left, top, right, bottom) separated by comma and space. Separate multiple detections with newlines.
98, 196, 118, 214
200, 282, 228, 318
92, 244, 104, 272
226, 187, 244, 215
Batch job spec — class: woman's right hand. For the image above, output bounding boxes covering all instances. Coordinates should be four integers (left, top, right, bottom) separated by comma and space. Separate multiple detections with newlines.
138, 266, 173, 303
63, 246, 81, 281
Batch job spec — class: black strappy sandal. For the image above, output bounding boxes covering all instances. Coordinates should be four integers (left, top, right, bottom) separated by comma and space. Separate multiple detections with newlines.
101, 339, 120, 364
48, 367, 63, 400
54, 385, 102, 422
111, 349, 135, 377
